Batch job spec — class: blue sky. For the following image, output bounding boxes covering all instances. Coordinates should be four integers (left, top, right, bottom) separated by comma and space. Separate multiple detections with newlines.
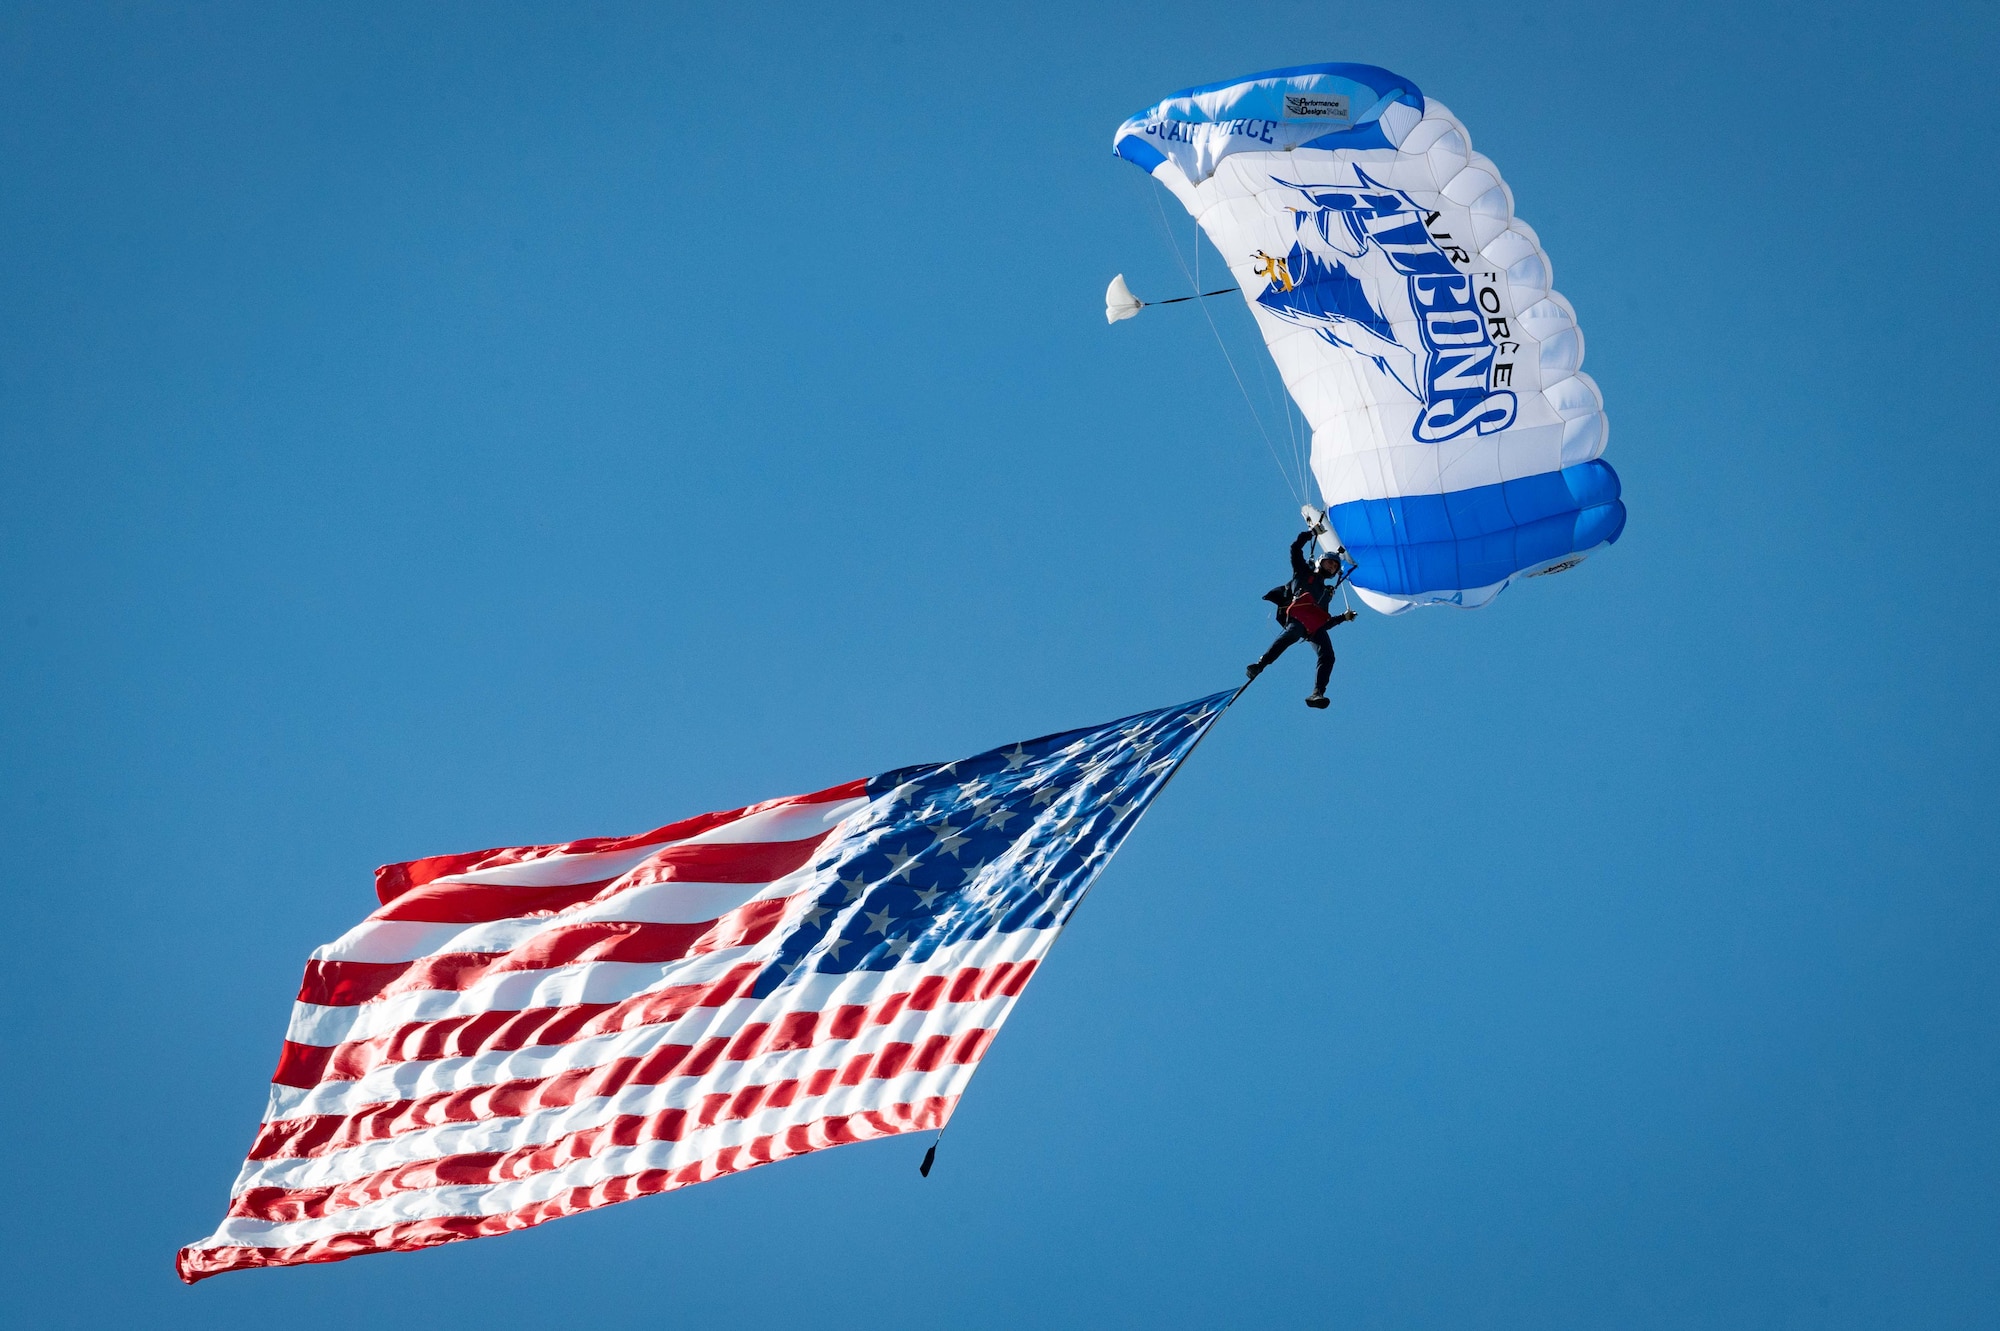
3, 2, 1996, 1326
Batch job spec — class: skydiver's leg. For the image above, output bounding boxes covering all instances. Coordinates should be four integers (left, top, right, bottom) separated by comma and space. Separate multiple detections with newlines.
1247, 623, 1305, 678
1260, 623, 1306, 666
1309, 630, 1335, 694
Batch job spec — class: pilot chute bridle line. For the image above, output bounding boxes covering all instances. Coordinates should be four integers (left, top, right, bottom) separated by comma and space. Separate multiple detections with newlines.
1105, 273, 1240, 318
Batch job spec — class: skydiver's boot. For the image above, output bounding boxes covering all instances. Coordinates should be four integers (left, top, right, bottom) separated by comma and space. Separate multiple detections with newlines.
1245, 662, 1263, 680
1304, 692, 1329, 709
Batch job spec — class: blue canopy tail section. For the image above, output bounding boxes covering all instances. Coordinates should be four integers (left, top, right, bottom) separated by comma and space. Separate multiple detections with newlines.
1332, 460, 1625, 599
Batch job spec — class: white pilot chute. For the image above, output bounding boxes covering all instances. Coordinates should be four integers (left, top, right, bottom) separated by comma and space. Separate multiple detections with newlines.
1103, 271, 1238, 324
1105, 273, 1144, 323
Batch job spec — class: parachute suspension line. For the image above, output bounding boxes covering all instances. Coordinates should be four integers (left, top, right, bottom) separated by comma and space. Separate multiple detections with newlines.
1202, 213, 1312, 507
1144, 182, 1305, 507
1209, 213, 1305, 491
1191, 206, 1315, 512
1242, 249, 1310, 503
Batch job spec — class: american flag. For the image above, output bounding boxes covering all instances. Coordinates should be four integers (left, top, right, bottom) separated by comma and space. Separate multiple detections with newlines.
178, 689, 1238, 1281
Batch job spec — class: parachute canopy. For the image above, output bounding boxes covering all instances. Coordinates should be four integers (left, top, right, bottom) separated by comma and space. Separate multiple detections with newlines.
1114, 63, 1625, 612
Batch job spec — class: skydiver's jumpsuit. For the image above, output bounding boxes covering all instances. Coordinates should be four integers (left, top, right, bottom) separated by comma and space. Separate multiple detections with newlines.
1254, 531, 1355, 694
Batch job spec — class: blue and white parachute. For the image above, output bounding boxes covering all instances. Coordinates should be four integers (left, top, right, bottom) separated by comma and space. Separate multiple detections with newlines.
1114, 63, 1625, 612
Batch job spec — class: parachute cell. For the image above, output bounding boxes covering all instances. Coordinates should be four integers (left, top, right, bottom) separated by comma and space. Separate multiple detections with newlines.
1114, 63, 1625, 612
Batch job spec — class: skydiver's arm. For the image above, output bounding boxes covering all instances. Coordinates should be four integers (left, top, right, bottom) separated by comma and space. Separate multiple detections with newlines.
1289, 530, 1312, 580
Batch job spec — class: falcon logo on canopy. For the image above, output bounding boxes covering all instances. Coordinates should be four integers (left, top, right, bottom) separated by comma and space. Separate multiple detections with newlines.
1256, 170, 1518, 443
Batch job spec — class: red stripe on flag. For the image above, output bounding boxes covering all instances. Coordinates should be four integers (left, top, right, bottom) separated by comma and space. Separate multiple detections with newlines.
179, 1094, 955, 1283
278, 959, 1035, 1096
619, 836, 835, 887
369, 831, 832, 927
297, 893, 797, 1008
951, 1029, 995, 1063
369, 879, 616, 925
253, 964, 765, 1154
373, 780, 867, 904
912, 1034, 951, 1072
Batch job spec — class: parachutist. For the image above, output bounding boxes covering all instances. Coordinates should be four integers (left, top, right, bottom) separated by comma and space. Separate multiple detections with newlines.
1248, 531, 1357, 707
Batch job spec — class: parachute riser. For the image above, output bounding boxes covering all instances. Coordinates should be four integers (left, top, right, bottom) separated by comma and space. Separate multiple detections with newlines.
1300, 505, 1357, 610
